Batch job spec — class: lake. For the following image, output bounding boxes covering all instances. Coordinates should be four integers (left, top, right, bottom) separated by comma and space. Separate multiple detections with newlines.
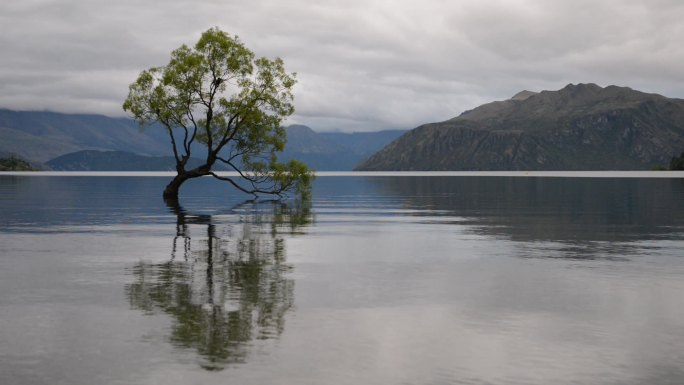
1, 173, 684, 385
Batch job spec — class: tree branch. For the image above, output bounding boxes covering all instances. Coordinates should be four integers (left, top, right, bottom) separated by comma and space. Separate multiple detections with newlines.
208, 172, 286, 197
159, 118, 182, 165
185, 109, 199, 155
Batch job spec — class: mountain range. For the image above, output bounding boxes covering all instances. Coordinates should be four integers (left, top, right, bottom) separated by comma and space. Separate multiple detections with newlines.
0, 109, 404, 171
357, 84, 684, 170
5, 84, 684, 172
0, 109, 171, 163
277, 125, 405, 170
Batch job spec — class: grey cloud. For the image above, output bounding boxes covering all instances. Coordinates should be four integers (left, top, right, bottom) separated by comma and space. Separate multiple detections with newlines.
1, 0, 683, 132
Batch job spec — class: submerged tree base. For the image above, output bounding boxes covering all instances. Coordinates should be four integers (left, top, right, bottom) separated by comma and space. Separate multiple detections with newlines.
162, 172, 198, 201
161, 166, 314, 203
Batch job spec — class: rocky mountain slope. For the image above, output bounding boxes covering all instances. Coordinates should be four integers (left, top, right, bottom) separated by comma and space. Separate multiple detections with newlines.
356, 84, 684, 170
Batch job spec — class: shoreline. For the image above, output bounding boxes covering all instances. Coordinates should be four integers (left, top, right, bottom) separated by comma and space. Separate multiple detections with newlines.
2, 170, 684, 178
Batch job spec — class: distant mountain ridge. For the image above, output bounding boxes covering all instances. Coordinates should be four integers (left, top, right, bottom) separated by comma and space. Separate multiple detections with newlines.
0, 109, 170, 163
0, 109, 405, 170
279, 125, 406, 170
46, 150, 232, 171
356, 83, 684, 170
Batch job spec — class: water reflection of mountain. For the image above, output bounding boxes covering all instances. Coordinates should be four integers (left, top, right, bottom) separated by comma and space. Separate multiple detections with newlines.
125, 200, 310, 370
371, 176, 684, 243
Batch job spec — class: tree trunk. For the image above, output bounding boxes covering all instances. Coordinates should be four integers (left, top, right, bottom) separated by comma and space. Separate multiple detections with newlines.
163, 172, 191, 201
163, 165, 211, 202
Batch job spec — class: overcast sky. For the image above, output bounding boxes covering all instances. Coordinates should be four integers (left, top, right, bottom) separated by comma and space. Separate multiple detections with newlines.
1, 0, 683, 132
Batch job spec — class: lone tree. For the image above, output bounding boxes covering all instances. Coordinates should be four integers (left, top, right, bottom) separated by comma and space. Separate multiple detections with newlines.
123, 27, 312, 201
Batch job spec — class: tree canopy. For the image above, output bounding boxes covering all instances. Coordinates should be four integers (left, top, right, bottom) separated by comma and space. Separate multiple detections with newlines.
123, 27, 312, 201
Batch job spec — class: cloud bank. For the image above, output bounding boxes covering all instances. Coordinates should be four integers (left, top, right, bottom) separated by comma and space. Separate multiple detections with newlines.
1, 0, 683, 131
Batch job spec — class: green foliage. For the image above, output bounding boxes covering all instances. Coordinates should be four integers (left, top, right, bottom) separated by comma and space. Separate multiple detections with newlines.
669, 152, 684, 170
123, 27, 312, 198
0, 157, 37, 171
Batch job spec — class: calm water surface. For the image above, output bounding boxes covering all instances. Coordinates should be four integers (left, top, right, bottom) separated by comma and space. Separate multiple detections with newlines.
1, 174, 684, 385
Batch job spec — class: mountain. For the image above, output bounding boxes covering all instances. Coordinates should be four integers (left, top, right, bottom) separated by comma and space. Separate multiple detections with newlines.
46, 150, 234, 171
0, 109, 405, 170
279, 125, 406, 170
320, 130, 408, 156
45, 122, 405, 170
356, 84, 684, 171
44, 126, 404, 171
0, 109, 171, 163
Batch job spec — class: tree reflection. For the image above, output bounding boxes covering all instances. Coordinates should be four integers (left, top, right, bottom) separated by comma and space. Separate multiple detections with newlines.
125, 198, 311, 370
